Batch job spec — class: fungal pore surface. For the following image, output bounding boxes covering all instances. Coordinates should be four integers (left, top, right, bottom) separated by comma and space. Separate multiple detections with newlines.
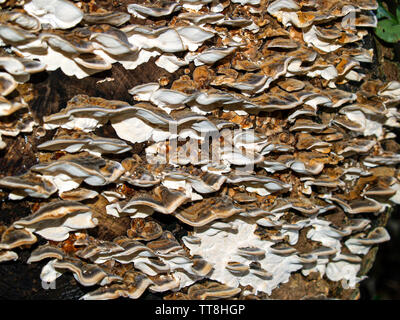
0, 0, 399, 300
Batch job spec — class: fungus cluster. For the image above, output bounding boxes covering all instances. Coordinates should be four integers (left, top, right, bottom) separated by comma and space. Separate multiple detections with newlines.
0, 0, 399, 300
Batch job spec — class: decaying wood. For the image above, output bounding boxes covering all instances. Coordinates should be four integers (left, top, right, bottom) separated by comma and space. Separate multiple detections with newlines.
0, 0, 399, 300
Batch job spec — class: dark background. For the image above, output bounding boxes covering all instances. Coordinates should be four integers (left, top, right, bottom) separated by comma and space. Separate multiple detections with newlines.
360, 213, 400, 299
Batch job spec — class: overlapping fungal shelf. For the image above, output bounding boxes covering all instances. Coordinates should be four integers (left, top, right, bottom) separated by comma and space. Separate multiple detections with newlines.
0, 0, 400, 300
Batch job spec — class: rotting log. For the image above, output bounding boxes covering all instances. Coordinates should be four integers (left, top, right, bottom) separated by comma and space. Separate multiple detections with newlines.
0, 0, 399, 300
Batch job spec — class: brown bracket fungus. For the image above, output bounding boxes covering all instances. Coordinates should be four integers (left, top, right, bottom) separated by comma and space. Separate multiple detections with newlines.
0, 0, 398, 301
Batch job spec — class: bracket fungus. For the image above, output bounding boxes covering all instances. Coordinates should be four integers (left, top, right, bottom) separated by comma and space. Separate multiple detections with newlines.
0, 0, 399, 301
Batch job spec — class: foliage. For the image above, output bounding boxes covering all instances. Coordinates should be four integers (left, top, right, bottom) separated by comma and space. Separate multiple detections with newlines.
375, 1, 400, 43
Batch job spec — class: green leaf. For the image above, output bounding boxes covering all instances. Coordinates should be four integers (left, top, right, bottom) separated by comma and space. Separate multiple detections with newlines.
376, 3, 397, 20
375, 18, 400, 43
397, 6, 400, 22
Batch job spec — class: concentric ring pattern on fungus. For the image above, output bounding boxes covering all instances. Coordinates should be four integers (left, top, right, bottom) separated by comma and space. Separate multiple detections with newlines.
0, 0, 399, 300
